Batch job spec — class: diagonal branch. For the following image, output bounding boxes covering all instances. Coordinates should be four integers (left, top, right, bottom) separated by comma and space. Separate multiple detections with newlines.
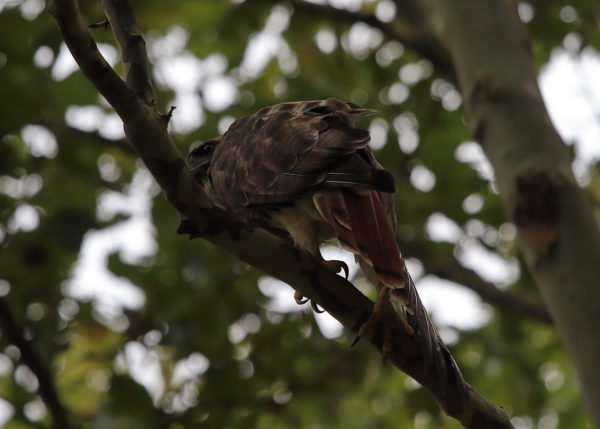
0, 298, 74, 429
101, 0, 155, 106
50, 1, 512, 427
50, 0, 205, 212
406, 240, 552, 323
258, 0, 456, 81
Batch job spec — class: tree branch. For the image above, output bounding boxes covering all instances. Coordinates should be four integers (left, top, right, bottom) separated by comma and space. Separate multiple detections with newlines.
51, 1, 513, 427
428, 0, 600, 425
101, 0, 155, 106
260, 0, 456, 81
50, 0, 205, 213
0, 298, 74, 429
406, 240, 552, 324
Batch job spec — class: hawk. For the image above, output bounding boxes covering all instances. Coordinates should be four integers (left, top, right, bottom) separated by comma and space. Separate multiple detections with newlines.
187, 98, 461, 381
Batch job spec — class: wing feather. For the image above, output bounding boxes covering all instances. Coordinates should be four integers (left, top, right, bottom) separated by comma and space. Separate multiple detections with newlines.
208, 99, 381, 210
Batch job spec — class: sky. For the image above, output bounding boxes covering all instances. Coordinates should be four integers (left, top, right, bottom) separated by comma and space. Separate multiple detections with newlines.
1, 0, 600, 426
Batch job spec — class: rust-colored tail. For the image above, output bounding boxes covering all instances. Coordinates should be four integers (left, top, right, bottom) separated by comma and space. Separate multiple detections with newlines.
342, 191, 409, 289
315, 189, 466, 400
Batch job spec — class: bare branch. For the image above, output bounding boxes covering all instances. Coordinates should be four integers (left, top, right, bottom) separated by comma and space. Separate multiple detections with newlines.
102, 0, 155, 106
407, 240, 552, 324
179, 212, 513, 428
258, 0, 456, 81
51, 0, 204, 212
51, 1, 513, 426
0, 298, 74, 429
88, 18, 109, 29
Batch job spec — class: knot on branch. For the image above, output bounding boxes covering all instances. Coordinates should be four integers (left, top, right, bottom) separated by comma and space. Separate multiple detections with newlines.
513, 170, 558, 254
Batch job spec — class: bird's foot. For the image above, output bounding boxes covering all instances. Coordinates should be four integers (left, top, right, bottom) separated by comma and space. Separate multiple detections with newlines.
352, 288, 414, 362
322, 259, 349, 279
294, 290, 324, 313
292, 259, 348, 314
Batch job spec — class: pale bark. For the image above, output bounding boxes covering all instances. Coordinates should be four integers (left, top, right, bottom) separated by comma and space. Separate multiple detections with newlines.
427, 1, 600, 425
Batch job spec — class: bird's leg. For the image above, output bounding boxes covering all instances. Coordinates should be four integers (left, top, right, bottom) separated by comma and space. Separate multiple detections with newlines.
353, 287, 414, 360
303, 248, 350, 313
272, 208, 348, 312
297, 238, 352, 313
294, 241, 349, 313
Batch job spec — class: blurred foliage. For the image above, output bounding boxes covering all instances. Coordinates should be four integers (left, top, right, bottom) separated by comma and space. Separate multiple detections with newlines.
0, 0, 598, 428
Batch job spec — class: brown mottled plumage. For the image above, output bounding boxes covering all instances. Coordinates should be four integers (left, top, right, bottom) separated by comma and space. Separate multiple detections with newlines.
187, 99, 464, 391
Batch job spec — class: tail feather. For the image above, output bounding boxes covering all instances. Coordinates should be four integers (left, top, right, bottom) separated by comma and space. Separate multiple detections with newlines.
315, 189, 466, 399
342, 191, 408, 291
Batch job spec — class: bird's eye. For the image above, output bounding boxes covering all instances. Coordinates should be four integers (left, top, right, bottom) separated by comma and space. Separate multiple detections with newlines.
194, 140, 217, 156
201, 143, 214, 154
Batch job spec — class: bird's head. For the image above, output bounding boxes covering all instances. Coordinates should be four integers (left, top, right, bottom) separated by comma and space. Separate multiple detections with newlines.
186, 136, 222, 179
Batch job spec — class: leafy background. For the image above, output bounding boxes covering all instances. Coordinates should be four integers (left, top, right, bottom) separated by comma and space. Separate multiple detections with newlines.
0, 0, 599, 428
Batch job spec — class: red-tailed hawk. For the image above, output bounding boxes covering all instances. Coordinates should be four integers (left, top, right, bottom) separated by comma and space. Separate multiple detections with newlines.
187, 98, 462, 382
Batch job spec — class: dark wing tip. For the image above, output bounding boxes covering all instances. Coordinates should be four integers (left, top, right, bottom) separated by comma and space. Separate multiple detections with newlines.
321, 168, 395, 193
370, 169, 396, 193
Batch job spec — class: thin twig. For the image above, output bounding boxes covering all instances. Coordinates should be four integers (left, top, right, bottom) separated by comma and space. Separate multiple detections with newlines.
161, 105, 177, 125
0, 298, 74, 429
88, 18, 110, 29
258, 0, 456, 81
406, 240, 552, 323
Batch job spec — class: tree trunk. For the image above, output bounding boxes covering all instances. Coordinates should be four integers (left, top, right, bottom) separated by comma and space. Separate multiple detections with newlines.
428, 0, 600, 425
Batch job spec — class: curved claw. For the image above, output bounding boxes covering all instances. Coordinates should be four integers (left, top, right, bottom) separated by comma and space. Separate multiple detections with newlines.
339, 261, 349, 280
294, 290, 309, 305
294, 291, 325, 314
311, 301, 325, 313
324, 259, 349, 280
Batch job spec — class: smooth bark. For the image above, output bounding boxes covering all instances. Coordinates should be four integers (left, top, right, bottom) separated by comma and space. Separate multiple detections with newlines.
428, 1, 600, 425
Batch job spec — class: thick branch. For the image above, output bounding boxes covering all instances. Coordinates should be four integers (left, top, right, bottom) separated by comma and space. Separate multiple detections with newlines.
0, 299, 74, 429
429, 0, 600, 425
51, 0, 205, 212
51, 1, 512, 427
179, 211, 512, 428
102, 0, 155, 105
